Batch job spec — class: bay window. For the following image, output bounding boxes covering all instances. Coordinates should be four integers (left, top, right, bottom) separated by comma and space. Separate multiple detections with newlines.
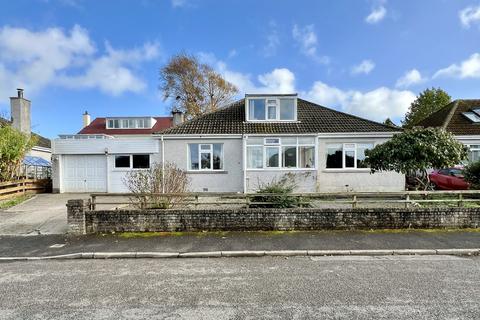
246, 137, 315, 169
188, 143, 223, 171
326, 143, 374, 169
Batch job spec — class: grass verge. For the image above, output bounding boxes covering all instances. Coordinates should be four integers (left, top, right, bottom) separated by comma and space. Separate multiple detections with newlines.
0, 194, 33, 210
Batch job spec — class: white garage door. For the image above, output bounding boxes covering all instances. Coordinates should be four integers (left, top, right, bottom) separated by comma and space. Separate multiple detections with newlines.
63, 155, 107, 192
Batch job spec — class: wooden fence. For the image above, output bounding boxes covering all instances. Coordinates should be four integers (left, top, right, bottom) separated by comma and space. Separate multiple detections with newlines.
89, 190, 480, 210
0, 179, 51, 200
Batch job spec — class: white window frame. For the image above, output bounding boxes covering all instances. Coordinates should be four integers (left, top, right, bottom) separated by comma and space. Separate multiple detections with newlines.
113, 154, 151, 170
325, 143, 374, 170
188, 143, 224, 171
467, 144, 480, 163
106, 118, 155, 129
246, 97, 297, 122
246, 137, 316, 170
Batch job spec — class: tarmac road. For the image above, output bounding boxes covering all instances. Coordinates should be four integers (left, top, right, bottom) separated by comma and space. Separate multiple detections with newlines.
0, 255, 479, 319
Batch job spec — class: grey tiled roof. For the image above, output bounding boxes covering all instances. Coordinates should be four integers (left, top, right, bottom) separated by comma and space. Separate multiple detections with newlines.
416, 99, 480, 136
158, 98, 401, 135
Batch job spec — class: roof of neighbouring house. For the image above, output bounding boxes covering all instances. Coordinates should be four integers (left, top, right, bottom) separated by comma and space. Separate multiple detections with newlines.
0, 117, 51, 149
78, 117, 174, 135
157, 98, 401, 135
416, 99, 480, 135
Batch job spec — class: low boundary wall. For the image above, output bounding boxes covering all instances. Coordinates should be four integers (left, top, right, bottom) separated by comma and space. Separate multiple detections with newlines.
67, 199, 480, 234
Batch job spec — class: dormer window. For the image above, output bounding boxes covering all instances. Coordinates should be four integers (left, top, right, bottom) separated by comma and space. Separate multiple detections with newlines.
106, 117, 156, 129
246, 94, 297, 121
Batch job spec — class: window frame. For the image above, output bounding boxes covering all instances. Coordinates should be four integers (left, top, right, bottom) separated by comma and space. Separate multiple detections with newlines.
325, 143, 374, 170
246, 97, 297, 122
106, 118, 154, 129
246, 136, 316, 170
188, 143, 224, 171
113, 154, 151, 170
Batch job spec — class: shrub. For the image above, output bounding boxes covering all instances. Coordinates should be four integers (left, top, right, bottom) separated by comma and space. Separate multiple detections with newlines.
122, 162, 189, 209
0, 125, 37, 181
250, 173, 309, 208
464, 161, 480, 189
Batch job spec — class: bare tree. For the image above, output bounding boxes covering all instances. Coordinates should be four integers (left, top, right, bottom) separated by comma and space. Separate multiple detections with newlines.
160, 53, 238, 119
122, 162, 190, 209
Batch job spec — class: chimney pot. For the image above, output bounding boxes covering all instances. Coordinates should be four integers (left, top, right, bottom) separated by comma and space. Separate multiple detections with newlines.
82, 111, 91, 128
172, 108, 184, 126
10, 89, 30, 135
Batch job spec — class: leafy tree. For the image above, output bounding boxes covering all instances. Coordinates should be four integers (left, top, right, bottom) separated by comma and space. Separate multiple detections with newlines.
365, 128, 468, 189
402, 88, 451, 128
160, 53, 238, 119
0, 125, 37, 181
383, 118, 397, 127
463, 161, 480, 189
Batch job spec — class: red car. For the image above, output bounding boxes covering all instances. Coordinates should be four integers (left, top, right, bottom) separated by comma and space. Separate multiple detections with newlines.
428, 168, 470, 190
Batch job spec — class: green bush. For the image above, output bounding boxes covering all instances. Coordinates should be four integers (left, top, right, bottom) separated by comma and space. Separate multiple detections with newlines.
464, 161, 480, 189
250, 174, 308, 208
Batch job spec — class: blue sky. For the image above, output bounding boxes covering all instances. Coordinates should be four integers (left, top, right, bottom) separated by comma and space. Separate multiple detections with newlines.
1, 0, 480, 138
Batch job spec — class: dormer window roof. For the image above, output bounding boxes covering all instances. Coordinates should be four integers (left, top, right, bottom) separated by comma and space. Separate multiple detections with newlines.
106, 117, 156, 129
245, 94, 297, 122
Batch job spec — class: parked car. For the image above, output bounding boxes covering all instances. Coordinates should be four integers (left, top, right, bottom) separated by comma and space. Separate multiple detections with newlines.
428, 168, 470, 190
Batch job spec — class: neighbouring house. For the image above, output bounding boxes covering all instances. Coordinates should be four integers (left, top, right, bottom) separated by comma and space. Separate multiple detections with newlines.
1, 89, 52, 178
416, 99, 480, 162
52, 94, 405, 193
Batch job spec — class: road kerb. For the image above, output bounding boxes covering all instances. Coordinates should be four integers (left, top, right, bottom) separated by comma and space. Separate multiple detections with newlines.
0, 248, 479, 261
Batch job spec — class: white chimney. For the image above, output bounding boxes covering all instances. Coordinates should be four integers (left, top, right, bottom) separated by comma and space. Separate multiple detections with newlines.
10, 88, 31, 135
172, 109, 184, 126
83, 111, 91, 128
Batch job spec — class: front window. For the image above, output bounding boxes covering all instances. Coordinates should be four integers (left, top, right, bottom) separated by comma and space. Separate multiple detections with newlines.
326, 143, 374, 169
246, 136, 316, 169
247, 96, 297, 121
188, 143, 224, 171
114, 154, 150, 169
106, 117, 154, 129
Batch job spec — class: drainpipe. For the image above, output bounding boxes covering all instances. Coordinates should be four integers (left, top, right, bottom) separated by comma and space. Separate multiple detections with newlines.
161, 135, 165, 193
242, 134, 247, 194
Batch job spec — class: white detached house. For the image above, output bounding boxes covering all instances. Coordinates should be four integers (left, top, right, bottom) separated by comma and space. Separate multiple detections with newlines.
52, 94, 405, 193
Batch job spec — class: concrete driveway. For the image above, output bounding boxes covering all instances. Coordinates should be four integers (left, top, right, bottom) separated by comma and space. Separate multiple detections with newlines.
0, 193, 86, 235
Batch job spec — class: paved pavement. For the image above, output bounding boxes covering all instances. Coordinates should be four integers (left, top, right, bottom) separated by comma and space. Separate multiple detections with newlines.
0, 256, 479, 319
1, 229, 480, 257
0, 193, 85, 235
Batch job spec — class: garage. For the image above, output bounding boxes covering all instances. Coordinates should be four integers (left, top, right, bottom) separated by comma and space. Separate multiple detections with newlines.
62, 155, 107, 192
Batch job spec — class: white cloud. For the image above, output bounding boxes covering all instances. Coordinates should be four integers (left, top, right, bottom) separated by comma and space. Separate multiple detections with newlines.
258, 69, 295, 93
263, 21, 280, 57
365, 5, 387, 24
395, 69, 426, 88
171, 0, 187, 8
434, 53, 480, 79
351, 60, 375, 75
304, 81, 415, 122
292, 24, 329, 64
0, 25, 159, 99
58, 42, 160, 96
459, 5, 480, 28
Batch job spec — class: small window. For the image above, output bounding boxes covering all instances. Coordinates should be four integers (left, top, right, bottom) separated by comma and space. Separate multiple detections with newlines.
299, 146, 315, 168
265, 138, 280, 145
282, 146, 297, 168
189, 144, 199, 170
132, 155, 150, 169
326, 144, 343, 168
248, 99, 266, 120
356, 144, 373, 169
265, 146, 280, 167
280, 98, 295, 120
247, 146, 263, 168
115, 155, 130, 168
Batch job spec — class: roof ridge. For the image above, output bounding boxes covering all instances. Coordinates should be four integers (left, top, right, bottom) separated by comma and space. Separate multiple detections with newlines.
415, 100, 457, 127
297, 98, 401, 132
442, 100, 460, 129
